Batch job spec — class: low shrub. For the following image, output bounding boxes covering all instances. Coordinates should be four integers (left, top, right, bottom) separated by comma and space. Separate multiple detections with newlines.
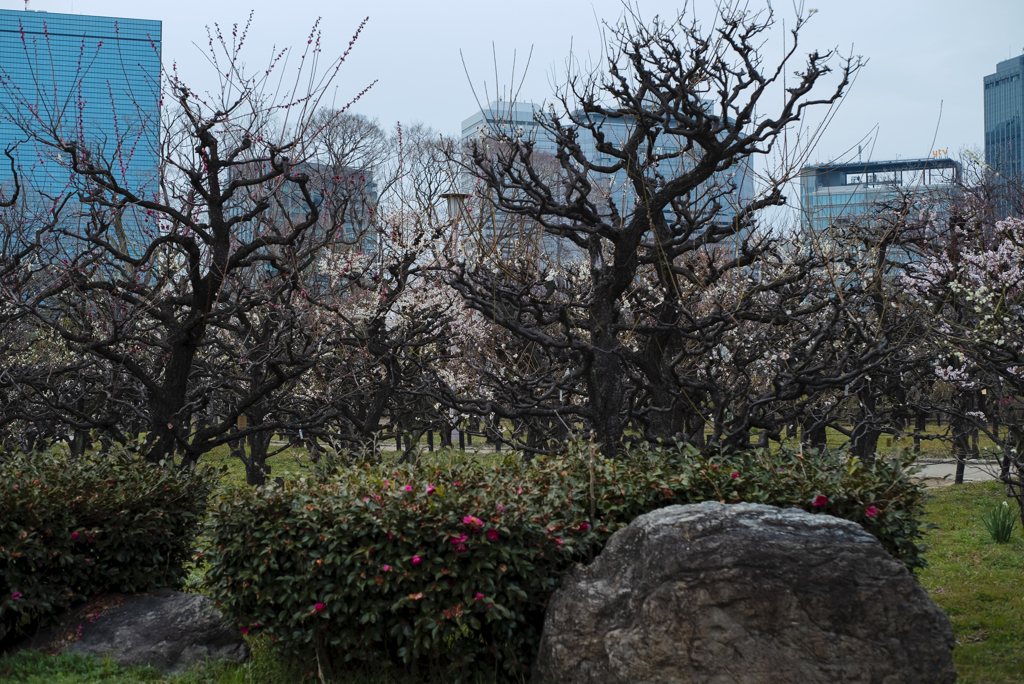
203, 441, 927, 680
0, 445, 216, 640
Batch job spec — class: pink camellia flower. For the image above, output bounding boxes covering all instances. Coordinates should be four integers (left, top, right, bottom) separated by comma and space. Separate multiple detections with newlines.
485, 529, 499, 540
254, 622, 260, 628
812, 494, 828, 507
453, 481, 461, 487
426, 485, 435, 494
362, 497, 369, 502
516, 488, 522, 494
450, 533, 468, 546
865, 505, 878, 518
496, 503, 504, 511
85, 558, 92, 563
579, 522, 590, 531
404, 485, 413, 492
412, 555, 421, 565
72, 532, 80, 540
474, 593, 485, 601
240, 627, 250, 634
731, 471, 740, 480
383, 564, 391, 572
11, 591, 22, 601
463, 516, 483, 528
314, 603, 325, 612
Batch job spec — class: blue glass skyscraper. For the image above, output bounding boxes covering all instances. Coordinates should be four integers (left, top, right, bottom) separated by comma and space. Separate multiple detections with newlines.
984, 56, 1024, 182
0, 9, 161, 212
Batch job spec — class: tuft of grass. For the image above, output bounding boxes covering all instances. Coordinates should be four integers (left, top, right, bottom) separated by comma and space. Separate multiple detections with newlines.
919, 481, 1024, 683
982, 500, 1018, 543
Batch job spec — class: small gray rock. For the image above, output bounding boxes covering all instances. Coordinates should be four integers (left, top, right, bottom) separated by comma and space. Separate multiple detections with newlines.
535, 502, 956, 684
21, 589, 248, 673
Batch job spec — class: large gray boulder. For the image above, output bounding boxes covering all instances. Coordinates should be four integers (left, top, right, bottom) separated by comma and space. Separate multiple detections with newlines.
535, 502, 956, 684
20, 589, 248, 673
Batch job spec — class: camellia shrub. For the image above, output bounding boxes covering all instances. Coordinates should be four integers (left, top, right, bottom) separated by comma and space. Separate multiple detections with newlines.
203, 441, 928, 679
0, 445, 215, 640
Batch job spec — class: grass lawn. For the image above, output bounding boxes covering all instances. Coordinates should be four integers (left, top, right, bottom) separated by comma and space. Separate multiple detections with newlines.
919, 481, 1024, 683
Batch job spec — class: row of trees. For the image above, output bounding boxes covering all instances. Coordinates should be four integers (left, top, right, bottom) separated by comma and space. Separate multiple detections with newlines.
0, 6, 1021, 503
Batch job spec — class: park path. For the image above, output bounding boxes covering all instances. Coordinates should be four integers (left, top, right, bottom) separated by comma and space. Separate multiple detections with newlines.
915, 459, 1001, 487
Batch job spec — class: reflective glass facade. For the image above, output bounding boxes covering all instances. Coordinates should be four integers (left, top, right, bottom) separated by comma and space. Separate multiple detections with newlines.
0, 9, 161, 206
799, 157, 961, 231
984, 56, 1024, 181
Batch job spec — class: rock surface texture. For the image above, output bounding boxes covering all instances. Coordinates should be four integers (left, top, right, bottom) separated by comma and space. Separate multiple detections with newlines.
535, 502, 956, 684
21, 589, 248, 673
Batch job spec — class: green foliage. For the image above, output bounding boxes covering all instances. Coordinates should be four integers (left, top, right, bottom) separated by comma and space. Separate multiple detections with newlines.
0, 446, 216, 639
204, 441, 927, 680
981, 500, 1018, 543
591, 442, 930, 572
204, 453, 582, 680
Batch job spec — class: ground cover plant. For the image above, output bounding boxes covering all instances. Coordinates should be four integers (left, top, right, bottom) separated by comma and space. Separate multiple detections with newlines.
202, 441, 926, 681
0, 445, 216, 641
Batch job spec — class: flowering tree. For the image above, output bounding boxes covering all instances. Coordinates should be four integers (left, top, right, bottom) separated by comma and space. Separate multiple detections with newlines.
904, 200, 1024, 504
450, 5, 872, 455
0, 16, 375, 466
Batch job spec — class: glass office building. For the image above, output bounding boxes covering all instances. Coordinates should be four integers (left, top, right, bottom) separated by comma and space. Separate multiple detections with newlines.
984, 56, 1024, 182
799, 157, 961, 231
0, 9, 161, 214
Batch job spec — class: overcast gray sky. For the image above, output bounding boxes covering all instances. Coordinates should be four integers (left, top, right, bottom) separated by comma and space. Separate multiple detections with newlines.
3, 0, 1022, 167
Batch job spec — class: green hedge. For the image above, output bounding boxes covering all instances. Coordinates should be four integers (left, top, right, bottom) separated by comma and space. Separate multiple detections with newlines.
0, 446, 215, 640
203, 442, 928, 680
